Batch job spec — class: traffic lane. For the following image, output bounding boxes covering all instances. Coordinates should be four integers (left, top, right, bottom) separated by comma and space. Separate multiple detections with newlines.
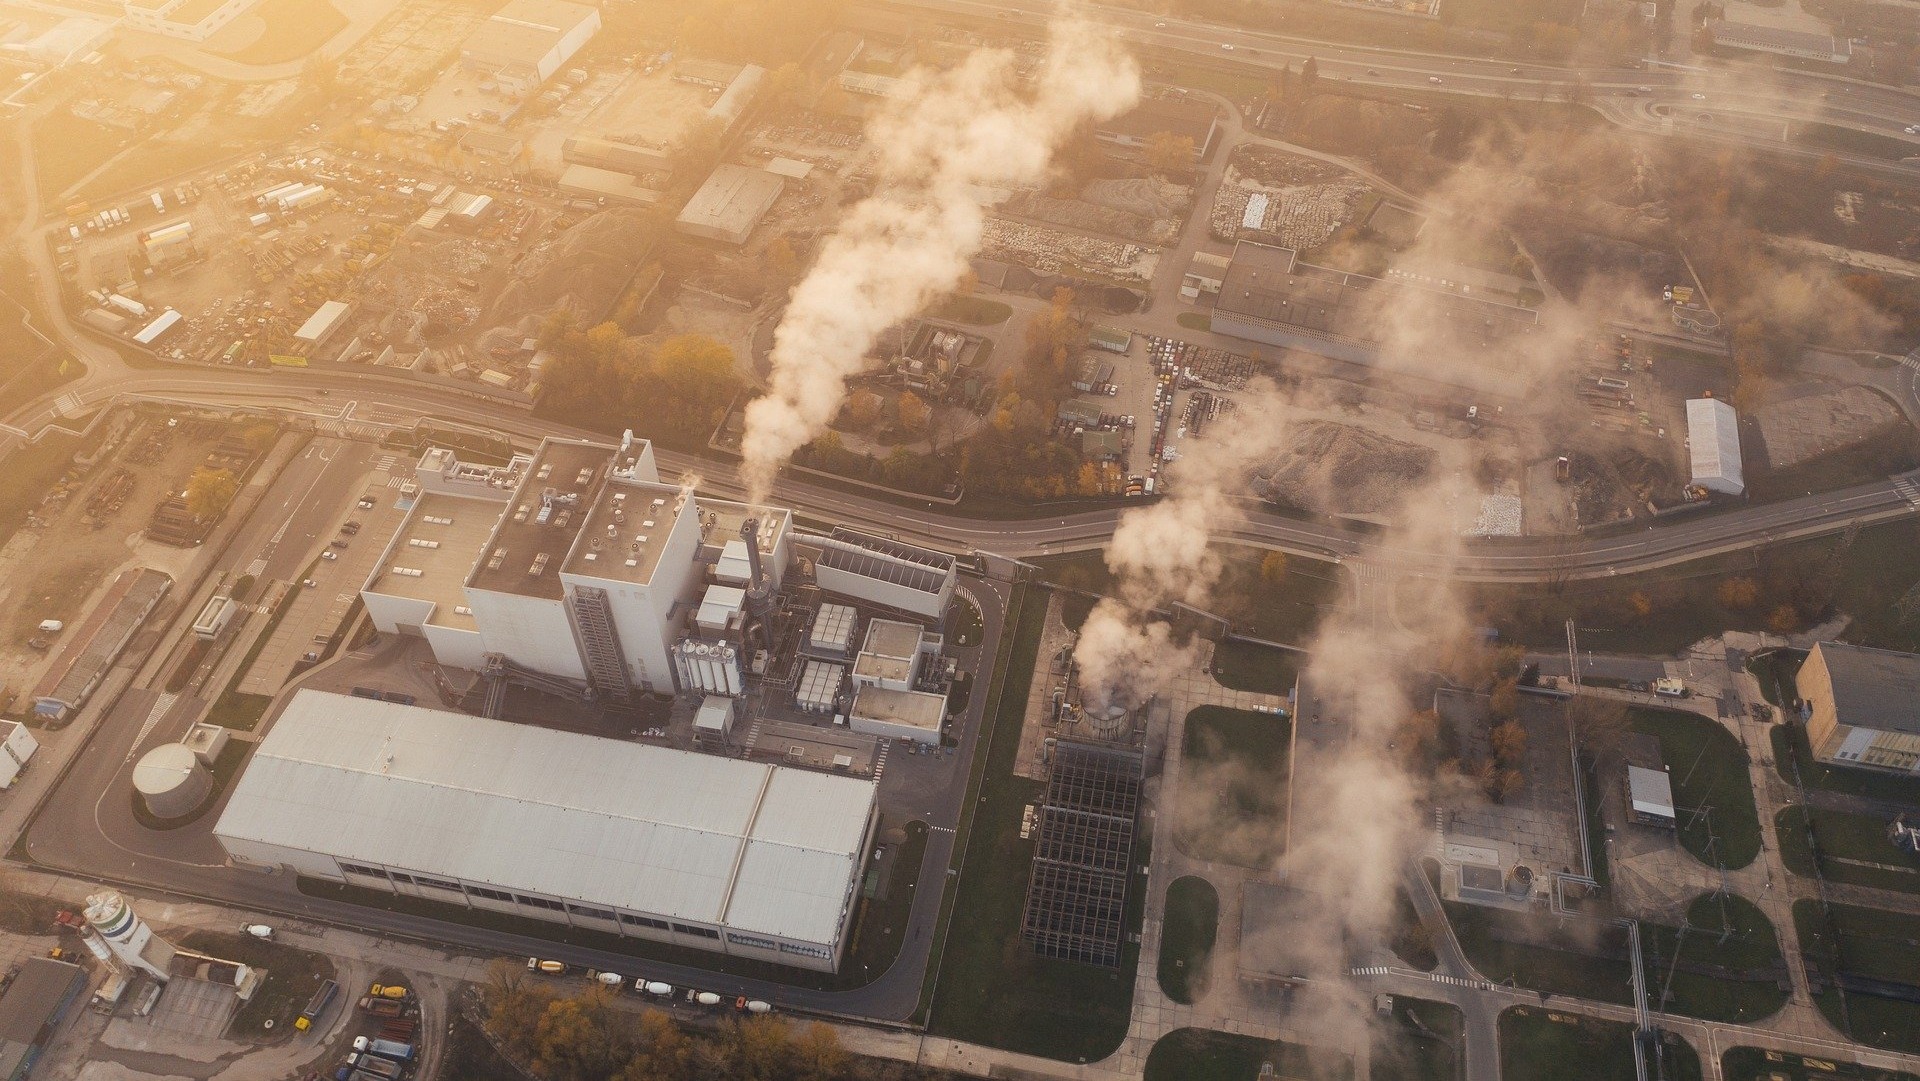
260, 441, 373, 582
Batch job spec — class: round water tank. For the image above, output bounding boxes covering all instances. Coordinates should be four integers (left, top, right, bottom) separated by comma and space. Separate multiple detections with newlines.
133, 743, 211, 820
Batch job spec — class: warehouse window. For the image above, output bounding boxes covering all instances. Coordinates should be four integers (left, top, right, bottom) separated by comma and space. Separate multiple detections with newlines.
339, 862, 386, 878
516, 895, 565, 911
468, 887, 512, 902
779, 942, 832, 959
568, 904, 616, 921
388, 872, 414, 884
620, 914, 669, 930
726, 932, 778, 950
674, 924, 720, 939
413, 875, 462, 891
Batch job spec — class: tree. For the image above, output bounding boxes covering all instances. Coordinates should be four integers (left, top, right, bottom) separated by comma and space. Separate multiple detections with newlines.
792, 1022, 849, 1081
1490, 767, 1527, 803
1568, 696, 1632, 759
1489, 677, 1520, 720
532, 986, 626, 1081
1490, 718, 1528, 767
652, 333, 740, 426
480, 959, 555, 1062
1259, 550, 1288, 585
618, 1012, 694, 1081
897, 391, 930, 437
1144, 131, 1196, 173
844, 390, 883, 431
1715, 576, 1760, 610
185, 467, 237, 521
1628, 591, 1654, 620
1767, 604, 1800, 635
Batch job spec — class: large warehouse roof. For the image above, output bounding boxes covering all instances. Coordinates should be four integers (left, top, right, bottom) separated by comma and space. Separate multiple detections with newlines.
1807, 641, 1920, 737
674, 164, 783, 244
216, 691, 877, 947
463, 0, 598, 67
1685, 397, 1744, 495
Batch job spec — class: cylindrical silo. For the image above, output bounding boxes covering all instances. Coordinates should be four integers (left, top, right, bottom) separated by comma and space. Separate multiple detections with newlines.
133, 743, 211, 819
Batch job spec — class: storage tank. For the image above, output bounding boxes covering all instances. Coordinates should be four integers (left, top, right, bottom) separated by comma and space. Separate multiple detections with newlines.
1083, 700, 1132, 740
133, 742, 211, 819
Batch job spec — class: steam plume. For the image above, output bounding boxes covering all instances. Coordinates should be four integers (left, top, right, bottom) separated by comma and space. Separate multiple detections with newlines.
738, 21, 1141, 503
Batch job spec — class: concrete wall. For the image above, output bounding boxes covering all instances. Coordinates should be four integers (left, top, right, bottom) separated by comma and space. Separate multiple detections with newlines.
467, 588, 586, 681
1796, 645, 1841, 759
423, 623, 487, 672
361, 589, 435, 636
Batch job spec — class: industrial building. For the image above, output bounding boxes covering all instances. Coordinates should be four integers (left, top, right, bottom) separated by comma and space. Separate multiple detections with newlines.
0, 958, 86, 1078
1180, 251, 1230, 300
1094, 97, 1222, 161
1, 17, 112, 64
848, 685, 945, 745
1020, 741, 1144, 967
0, 722, 38, 791
799, 529, 955, 620
121, 0, 261, 42
215, 691, 880, 972
460, 0, 601, 93
674, 165, 784, 246
1706, 20, 1850, 64
292, 300, 352, 356
1208, 241, 1539, 380
1797, 641, 1920, 774
32, 568, 171, 721
557, 164, 663, 206
1685, 397, 1744, 496
362, 433, 795, 698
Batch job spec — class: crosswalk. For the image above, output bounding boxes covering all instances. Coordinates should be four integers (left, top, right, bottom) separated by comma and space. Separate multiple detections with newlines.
1894, 473, 1920, 507
385, 475, 408, 489
743, 719, 764, 753
872, 739, 893, 780
374, 454, 397, 472
1900, 349, 1920, 373
1349, 966, 1494, 990
245, 558, 267, 577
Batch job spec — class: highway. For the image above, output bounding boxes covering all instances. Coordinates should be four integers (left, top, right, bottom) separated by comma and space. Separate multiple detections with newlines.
877, 0, 1920, 180
6, 361, 1919, 583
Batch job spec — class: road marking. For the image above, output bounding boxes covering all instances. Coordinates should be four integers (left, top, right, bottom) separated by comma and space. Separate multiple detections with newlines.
125, 692, 179, 763
374, 454, 397, 473
245, 558, 266, 577
1893, 474, 1920, 507
872, 739, 892, 780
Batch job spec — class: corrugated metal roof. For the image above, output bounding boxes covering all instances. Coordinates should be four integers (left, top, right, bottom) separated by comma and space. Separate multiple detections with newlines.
1627, 765, 1675, 819
1686, 398, 1744, 493
216, 691, 875, 946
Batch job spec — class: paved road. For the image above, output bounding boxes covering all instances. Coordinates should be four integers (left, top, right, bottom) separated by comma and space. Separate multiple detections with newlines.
879, 0, 1920, 179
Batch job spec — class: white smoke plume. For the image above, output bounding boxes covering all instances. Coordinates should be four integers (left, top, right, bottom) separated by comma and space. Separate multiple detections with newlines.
739, 21, 1141, 503
1073, 385, 1293, 709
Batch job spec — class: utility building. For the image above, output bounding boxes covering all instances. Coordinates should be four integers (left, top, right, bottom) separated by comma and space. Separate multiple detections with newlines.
675, 165, 784, 246
215, 691, 879, 972
1685, 397, 1744, 496
1797, 641, 1920, 774
801, 529, 955, 620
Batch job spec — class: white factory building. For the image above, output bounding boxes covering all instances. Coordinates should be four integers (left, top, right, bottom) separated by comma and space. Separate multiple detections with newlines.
361, 433, 792, 697
1686, 397, 1745, 496
214, 691, 879, 972
459, 0, 601, 93
797, 530, 956, 620
121, 0, 260, 42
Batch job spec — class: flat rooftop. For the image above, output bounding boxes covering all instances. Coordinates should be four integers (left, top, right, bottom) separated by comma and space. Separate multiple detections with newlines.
695, 497, 790, 563
368, 493, 502, 629
462, 0, 598, 67
564, 479, 688, 586
215, 690, 877, 949
468, 438, 614, 600
850, 685, 945, 732
863, 618, 923, 659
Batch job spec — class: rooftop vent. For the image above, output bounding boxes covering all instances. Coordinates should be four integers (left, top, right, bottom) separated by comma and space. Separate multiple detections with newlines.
486, 548, 506, 570
391, 567, 423, 577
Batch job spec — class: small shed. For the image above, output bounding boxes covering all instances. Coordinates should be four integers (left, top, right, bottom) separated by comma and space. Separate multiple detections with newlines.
1627, 765, 1676, 828
693, 695, 735, 741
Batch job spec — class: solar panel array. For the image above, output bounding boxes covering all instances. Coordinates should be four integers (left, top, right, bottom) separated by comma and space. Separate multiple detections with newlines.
1019, 741, 1144, 966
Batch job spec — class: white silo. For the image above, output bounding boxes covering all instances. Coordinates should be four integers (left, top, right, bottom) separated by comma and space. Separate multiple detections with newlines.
133, 743, 212, 819
84, 891, 176, 981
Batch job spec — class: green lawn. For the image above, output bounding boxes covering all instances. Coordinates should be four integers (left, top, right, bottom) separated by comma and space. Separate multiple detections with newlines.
1640, 893, 1789, 1024
1499, 1007, 1700, 1081
930, 295, 1014, 326
1778, 805, 1920, 895
1443, 901, 1635, 1004
927, 591, 1143, 1061
1631, 708, 1760, 869
1771, 723, 1920, 805
214, 0, 348, 65
1175, 706, 1292, 869
1372, 998, 1461, 1081
1156, 876, 1219, 1005
1794, 899, 1920, 1053
1208, 638, 1302, 698
1722, 1045, 1920, 1081
1145, 1028, 1353, 1081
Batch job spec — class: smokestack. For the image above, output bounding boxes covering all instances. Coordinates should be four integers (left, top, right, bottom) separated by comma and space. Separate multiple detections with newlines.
740, 518, 768, 592
741, 518, 774, 652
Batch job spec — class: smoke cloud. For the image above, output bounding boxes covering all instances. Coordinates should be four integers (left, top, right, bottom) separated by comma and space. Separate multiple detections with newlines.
738, 22, 1142, 503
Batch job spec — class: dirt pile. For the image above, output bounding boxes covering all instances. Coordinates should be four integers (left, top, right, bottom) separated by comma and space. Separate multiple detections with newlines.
489, 209, 660, 327
1250, 420, 1435, 515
